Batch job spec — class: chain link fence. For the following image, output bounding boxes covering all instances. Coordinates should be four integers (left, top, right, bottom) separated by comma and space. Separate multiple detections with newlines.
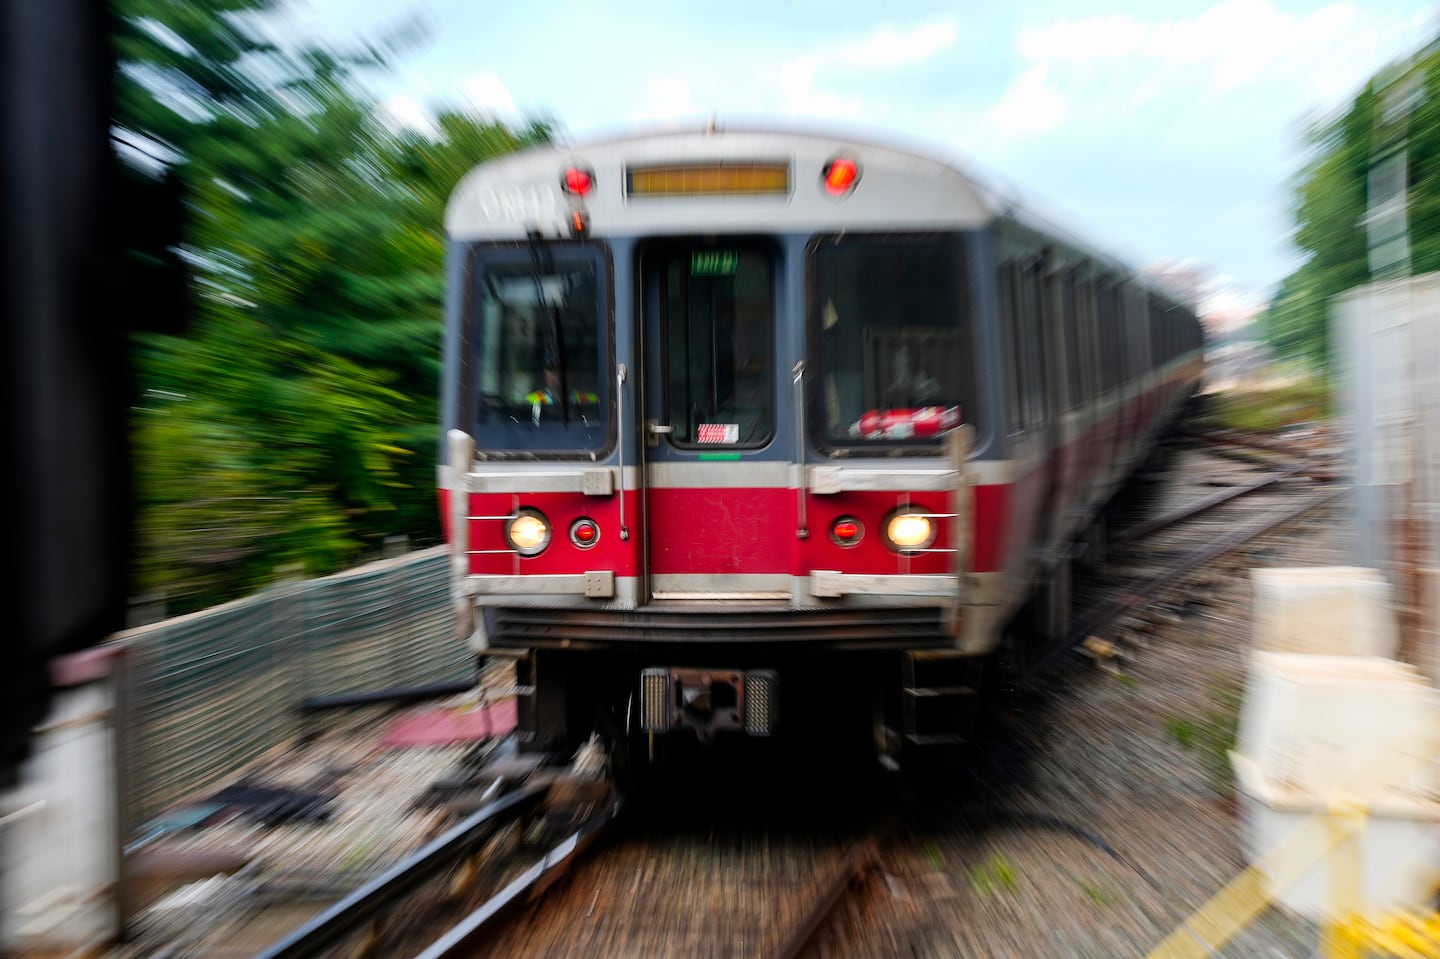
112, 546, 469, 835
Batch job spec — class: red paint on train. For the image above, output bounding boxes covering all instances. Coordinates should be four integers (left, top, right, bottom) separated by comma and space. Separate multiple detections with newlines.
462, 490, 641, 576
647, 487, 793, 575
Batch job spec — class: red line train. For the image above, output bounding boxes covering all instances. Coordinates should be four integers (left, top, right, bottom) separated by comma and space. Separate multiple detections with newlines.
438, 125, 1204, 772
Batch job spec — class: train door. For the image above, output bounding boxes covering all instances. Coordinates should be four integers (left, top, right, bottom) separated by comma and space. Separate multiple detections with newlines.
636, 241, 788, 601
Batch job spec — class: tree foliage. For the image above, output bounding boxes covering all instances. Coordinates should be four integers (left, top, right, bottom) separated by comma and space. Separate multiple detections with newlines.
119, 0, 552, 611
1266, 40, 1440, 368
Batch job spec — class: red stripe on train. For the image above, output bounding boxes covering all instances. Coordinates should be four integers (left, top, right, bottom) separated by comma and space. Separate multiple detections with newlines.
441, 484, 1011, 576
649, 487, 792, 574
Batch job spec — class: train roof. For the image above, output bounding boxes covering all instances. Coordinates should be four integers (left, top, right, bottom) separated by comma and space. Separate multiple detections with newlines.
444, 121, 1173, 300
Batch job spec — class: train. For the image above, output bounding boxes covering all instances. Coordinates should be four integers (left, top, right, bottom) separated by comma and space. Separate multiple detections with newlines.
438, 124, 1204, 773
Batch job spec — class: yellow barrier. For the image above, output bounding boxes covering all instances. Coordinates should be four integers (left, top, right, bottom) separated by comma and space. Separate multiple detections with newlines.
1147, 803, 1368, 958
1328, 909, 1440, 958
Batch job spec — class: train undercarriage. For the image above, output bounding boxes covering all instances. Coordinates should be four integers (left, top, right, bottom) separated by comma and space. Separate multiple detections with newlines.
476, 602, 1018, 784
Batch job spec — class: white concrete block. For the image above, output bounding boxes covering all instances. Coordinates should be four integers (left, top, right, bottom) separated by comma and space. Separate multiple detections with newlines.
1251, 566, 1398, 658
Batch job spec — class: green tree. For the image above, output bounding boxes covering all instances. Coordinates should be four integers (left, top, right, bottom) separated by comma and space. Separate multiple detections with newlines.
1267, 39, 1440, 368
118, 0, 551, 611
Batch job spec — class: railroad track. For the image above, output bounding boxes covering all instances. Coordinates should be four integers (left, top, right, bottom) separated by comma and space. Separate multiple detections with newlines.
410, 792, 622, 959
242, 756, 900, 959
787, 427, 1351, 957
242, 751, 620, 959
1052, 427, 1342, 679
408, 778, 900, 959
236, 428, 1340, 959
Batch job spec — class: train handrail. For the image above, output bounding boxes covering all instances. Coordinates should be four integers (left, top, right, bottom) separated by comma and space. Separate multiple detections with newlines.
616, 362, 629, 540
793, 360, 808, 540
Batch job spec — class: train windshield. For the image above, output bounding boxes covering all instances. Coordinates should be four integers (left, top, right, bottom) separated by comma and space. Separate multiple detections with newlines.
470, 245, 608, 453
811, 234, 976, 447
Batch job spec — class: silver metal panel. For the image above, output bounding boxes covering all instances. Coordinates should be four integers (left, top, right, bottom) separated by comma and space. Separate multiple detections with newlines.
642, 460, 1010, 490
463, 469, 615, 495
779, 571, 1002, 607
959, 604, 1003, 655
468, 577, 642, 610
646, 460, 791, 488
464, 573, 614, 597
583, 570, 616, 598
651, 573, 792, 595
965, 460, 1014, 485
809, 570, 959, 598
447, 128, 993, 240
808, 466, 957, 494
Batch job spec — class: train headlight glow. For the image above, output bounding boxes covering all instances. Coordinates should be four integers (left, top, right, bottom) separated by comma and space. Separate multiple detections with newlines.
885, 509, 936, 553
506, 510, 551, 556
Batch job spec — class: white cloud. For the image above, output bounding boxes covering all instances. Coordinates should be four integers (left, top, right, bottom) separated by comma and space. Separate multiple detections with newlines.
1017, 13, 1147, 63
463, 70, 520, 118
627, 73, 700, 121
769, 17, 959, 120
1015, 1, 1383, 99
986, 0, 1424, 144
835, 18, 960, 68
776, 57, 865, 118
983, 64, 1067, 135
377, 94, 436, 135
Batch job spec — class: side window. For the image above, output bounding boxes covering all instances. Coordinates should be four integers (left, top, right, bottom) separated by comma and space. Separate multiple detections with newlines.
1150, 298, 1166, 367
1098, 279, 1122, 394
1078, 273, 1097, 405
1060, 268, 1082, 410
1021, 260, 1044, 429
1001, 260, 1026, 434
1126, 285, 1147, 379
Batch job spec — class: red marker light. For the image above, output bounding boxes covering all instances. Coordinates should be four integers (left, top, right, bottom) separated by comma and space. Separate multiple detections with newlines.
570, 518, 600, 548
822, 158, 859, 196
829, 517, 864, 546
562, 167, 594, 196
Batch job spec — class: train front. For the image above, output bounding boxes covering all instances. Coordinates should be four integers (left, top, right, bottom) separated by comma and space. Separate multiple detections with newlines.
438, 130, 1006, 770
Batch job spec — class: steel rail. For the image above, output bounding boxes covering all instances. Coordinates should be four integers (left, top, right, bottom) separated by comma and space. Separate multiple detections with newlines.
773, 838, 883, 959
411, 795, 624, 959
251, 781, 547, 959
1184, 428, 1317, 459
1111, 459, 1315, 545
1043, 488, 1344, 678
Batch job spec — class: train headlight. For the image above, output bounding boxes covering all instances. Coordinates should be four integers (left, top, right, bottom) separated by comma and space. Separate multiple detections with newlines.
506, 509, 551, 556
885, 509, 936, 553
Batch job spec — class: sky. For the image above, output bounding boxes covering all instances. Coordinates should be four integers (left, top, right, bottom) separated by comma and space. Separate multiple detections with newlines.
283, 0, 1436, 312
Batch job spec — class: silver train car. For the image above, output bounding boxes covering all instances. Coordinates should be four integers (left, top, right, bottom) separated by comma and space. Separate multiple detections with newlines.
437, 125, 1204, 769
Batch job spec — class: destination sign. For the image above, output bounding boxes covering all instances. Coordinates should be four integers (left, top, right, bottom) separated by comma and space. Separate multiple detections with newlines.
626, 162, 790, 197
690, 250, 738, 276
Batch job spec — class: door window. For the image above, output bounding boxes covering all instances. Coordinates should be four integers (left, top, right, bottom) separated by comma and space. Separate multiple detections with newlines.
661, 247, 774, 447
